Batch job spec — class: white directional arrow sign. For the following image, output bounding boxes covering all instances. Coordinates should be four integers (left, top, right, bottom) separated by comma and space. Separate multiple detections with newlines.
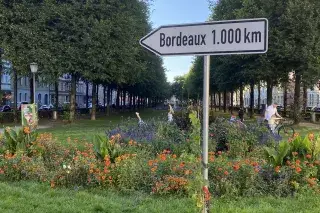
140, 18, 268, 56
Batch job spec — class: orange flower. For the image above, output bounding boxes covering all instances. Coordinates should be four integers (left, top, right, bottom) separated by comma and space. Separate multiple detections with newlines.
295, 167, 302, 173
224, 171, 229, 176
308, 133, 315, 141
23, 126, 31, 134
50, 180, 55, 188
179, 162, 185, 168
295, 159, 301, 165
233, 164, 240, 171
275, 166, 281, 173
306, 154, 312, 159
172, 154, 177, 159
251, 162, 259, 167
254, 168, 259, 173
148, 160, 154, 166
209, 156, 215, 162
159, 154, 166, 161
151, 166, 157, 173
293, 133, 299, 138
245, 159, 250, 165
290, 165, 295, 169
292, 152, 298, 156
184, 170, 192, 175
128, 140, 133, 146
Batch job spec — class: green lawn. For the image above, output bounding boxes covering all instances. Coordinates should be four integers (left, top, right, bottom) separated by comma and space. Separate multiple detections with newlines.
1, 181, 320, 213
38, 109, 167, 142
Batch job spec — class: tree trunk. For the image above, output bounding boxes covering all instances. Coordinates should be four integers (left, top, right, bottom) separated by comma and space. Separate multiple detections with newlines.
30, 75, 34, 104
293, 74, 302, 124
55, 80, 59, 110
69, 74, 77, 121
91, 82, 97, 120
116, 89, 120, 109
240, 84, 244, 109
303, 83, 307, 113
213, 92, 216, 112
283, 82, 288, 117
86, 82, 89, 109
96, 85, 99, 108
103, 86, 106, 113
218, 92, 221, 111
249, 81, 254, 118
267, 79, 273, 106
13, 69, 18, 123
223, 90, 227, 113
129, 93, 133, 109
54, 79, 59, 120
107, 87, 111, 116
123, 91, 126, 107
258, 82, 261, 113
133, 95, 136, 109
230, 91, 234, 113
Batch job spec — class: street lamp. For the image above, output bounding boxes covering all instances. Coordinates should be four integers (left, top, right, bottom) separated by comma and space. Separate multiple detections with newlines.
30, 62, 38, 104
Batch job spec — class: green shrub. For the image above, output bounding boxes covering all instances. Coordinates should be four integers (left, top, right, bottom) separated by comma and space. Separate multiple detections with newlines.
3, 127, 38, 154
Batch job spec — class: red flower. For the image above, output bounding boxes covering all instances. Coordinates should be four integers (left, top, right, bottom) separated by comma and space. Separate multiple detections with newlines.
224, 171, 229, 176
295, 167, 302, 173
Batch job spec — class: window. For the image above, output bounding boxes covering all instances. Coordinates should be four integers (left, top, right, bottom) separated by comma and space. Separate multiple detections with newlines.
38, 94, 41, 103
24, 93, 27, 101
44, 94, 48, 105
24, 77, 27, 86
20, 78, 23, 86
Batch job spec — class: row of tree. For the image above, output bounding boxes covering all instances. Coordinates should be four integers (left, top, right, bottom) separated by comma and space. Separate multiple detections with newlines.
171, 0, 320, 124
0, 0, 169, 121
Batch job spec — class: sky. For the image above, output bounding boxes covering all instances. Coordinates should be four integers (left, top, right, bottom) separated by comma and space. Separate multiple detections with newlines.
149, 0, 211, 82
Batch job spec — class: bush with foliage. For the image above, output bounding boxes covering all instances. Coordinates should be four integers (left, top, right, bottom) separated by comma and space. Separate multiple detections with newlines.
209, 118, 274, 157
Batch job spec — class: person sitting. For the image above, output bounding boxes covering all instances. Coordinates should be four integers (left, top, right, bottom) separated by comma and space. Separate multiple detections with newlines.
230, 112, 237, 122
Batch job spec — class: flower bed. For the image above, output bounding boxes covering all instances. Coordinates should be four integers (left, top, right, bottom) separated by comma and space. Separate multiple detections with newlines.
0, 114, 320, 209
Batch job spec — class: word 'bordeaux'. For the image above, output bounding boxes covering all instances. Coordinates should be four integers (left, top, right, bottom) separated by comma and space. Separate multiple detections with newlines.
160, 32, 206, 47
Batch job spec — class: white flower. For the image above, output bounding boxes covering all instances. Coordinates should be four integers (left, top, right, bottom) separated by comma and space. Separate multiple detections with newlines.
67, 165, 71, 170
63, 164, 66, 169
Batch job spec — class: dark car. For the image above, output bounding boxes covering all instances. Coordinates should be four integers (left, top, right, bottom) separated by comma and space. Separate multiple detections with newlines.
277, 105, 284, 111
314, 107, 320, 112
0, 105, 11, 112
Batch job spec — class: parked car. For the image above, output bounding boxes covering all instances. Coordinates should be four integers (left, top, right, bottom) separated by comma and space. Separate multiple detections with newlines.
39, 105, 51, 111
314, 107, 320, 112
277, 105, 284, 111
306, 106, 316, 111
0, 105, 11, 112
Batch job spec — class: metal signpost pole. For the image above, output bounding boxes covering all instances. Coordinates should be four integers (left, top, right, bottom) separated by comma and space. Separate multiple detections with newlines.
139, 18, 268, 213
202, 55, 210, 212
